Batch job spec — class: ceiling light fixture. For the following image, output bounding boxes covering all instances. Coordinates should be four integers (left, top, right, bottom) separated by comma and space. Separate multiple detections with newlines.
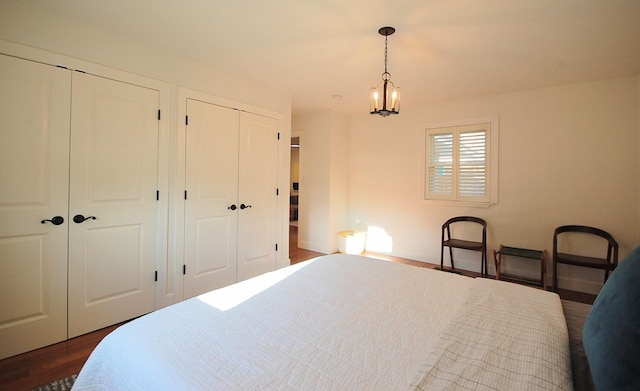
370, 26, 400, 117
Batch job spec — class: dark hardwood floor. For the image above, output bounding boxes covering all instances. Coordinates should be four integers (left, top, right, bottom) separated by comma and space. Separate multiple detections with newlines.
288, 224, 324, 263
0, 224, 595, 390
0, 323, 121, 390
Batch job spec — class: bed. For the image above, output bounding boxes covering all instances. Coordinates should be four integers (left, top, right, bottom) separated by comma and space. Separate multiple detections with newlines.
72, 254, 573, 390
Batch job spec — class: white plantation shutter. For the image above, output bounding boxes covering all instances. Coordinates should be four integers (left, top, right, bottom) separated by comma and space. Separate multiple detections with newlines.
427, 132, 453, 198
425, 121, 494, 204
459, 128, 487, 201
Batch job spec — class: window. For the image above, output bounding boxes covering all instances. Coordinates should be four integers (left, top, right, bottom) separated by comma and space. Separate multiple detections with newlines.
424, 117, 498, 206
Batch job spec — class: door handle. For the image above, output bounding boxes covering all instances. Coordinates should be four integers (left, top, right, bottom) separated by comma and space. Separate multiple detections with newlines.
227, 204, 237, 211
73, 214, 97, 224
41, 216, 64, 225
240, 204, 252, 210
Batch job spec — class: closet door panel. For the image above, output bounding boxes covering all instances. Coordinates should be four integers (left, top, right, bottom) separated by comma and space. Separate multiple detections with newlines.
237, 112, 278, 282
183, 99, 239, 299
68, 73, 159, 338
0, 55, 70, 359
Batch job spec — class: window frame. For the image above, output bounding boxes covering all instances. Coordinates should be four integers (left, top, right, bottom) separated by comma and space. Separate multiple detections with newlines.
423, 116, 499, 207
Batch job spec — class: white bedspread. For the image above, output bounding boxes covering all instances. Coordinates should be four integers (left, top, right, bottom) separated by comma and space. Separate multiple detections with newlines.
409, 278, 573, 390
72, 254, 572, 390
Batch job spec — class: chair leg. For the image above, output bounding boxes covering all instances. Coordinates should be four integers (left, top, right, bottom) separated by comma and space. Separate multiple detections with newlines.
553, 261, 558, 292
485, 253, 488, 276
440, 245, 445, 271
484, 254, 487, 276
448, 246, 455, 270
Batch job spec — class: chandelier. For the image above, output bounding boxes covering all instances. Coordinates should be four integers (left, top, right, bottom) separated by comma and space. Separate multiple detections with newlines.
370, 26, 400, 116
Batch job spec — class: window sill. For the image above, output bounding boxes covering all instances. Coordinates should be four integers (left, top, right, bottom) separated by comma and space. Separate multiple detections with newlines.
423, 199, 496, 209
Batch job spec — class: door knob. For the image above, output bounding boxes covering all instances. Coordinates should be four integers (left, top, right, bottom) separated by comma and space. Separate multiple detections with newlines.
227, 204, 237, 210
41, 216, 64, 225
240, 204, 252, 210
73, 214, 97, 223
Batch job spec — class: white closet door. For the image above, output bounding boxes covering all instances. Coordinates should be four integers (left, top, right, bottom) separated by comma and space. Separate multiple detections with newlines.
67, 73, 159, 337
183, 100, 239, 299
0, 55, 70, 359
237, 112, 279, 282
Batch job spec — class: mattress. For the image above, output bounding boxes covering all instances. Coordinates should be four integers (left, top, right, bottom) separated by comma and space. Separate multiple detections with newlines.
72, 254, 573, 390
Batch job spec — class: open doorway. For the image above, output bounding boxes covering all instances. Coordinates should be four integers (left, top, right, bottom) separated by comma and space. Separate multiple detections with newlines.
289, 134, 322, 263
289, 135, 300, 258
290, 136, 299, 227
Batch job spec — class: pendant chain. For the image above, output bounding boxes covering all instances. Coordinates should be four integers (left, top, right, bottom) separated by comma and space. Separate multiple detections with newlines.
384, 35, 389, 74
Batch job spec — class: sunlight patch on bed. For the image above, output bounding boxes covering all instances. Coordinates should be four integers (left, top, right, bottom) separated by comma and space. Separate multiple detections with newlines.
196, 260, 314, 311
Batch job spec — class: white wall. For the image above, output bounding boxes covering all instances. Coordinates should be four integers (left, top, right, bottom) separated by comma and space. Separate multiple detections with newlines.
349, 77, 639, 294
293, 111, 349, 254
0, 2, 289, 115
328, 113, 350, 251
0, 2, 292, 305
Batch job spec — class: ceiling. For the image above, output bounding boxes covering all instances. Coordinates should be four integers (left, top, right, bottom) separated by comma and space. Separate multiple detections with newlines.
23, 0, 640, 116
